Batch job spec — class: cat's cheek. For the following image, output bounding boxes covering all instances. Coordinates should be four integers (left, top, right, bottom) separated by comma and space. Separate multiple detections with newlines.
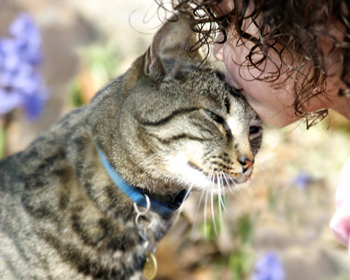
164, 153, 210, 191
250, 136, 263, 155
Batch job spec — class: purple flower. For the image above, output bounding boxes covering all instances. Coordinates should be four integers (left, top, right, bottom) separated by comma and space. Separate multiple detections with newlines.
0, 13, 47, 119
253, 252, 285, 280
292, 172, 312, 189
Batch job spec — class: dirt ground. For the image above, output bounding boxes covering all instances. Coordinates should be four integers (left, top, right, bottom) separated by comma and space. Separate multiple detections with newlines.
1, 1, 350, 279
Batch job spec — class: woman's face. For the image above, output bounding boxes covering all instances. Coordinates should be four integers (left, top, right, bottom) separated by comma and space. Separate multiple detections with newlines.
213, 0, 346, 128
213, 33, 300, 128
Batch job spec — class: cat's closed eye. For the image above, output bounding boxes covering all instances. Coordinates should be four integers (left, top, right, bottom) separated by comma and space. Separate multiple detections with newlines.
249, 126, 261, 135
204, 109, 225, 124
249, 124, 262, 140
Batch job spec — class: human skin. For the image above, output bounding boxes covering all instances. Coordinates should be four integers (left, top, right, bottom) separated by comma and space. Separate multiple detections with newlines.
212, 0, 350, 128
211, 0, 350, 252
330, 158, 350, 252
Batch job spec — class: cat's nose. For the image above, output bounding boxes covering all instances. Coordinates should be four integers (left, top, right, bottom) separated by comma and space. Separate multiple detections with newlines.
238, 156, 254, 173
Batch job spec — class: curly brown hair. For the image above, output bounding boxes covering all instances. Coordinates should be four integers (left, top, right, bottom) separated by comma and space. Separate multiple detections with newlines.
155, 0, 350, 128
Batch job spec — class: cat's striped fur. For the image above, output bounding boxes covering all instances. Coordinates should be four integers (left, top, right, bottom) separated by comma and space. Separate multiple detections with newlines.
0, 14, 262, 279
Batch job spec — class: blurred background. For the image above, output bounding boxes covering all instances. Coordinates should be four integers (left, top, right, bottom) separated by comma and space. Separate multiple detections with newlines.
0, 0, 349, 279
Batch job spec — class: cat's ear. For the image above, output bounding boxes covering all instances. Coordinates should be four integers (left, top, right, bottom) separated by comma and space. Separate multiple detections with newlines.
123, 55, 144, 94
123, 13, 203, 93
143, 13, 203, 82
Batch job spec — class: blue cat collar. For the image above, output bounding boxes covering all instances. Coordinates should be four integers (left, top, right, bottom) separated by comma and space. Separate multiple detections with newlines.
97, 147, 186, 219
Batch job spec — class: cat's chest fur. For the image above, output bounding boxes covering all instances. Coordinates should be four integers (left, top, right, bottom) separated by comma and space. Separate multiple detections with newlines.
0, 13, 262, 280
0, 104, 172, 280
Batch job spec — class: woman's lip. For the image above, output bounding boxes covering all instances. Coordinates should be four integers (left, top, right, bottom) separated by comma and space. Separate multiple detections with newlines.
230, 85, 245, 94
234, 88, 244, 94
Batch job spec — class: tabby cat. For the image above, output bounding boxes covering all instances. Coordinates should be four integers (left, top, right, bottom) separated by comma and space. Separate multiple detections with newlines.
0, 13, 262, 280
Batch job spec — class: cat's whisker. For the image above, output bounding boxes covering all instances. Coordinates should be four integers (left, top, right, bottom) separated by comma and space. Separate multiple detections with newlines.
174, 183, 194, 224
216, 173, 224, 232
210, 174, 217, 235
218, 172, 227, 213
227, 174, 242, 194
237, 182, 247, 194
186, 168, 206, 223
220, 172, 228, 206
232, 177, 246, 195
204, 186, 210, 239
191, 184, 206, 236
206, 168, 212, 187
222, 172, 235, 196
203, 169, 214, 239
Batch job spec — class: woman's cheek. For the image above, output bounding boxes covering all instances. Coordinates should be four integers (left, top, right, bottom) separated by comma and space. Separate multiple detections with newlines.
220, 38, 300, 128
240, 88, 300, 128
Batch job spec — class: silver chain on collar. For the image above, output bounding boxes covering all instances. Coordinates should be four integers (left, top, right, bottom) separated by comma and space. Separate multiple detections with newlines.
133, 194, 158, 280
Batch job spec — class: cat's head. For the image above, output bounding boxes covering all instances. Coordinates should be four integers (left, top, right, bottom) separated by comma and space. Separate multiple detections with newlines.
116, 14, 262, 193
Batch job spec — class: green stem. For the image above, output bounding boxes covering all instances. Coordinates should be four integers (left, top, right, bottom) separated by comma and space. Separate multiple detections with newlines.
0, 123, 5, 159
0, 114, 7, 159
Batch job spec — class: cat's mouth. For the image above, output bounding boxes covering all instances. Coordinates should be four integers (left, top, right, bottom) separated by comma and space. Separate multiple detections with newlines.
187, 161, 250, 188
